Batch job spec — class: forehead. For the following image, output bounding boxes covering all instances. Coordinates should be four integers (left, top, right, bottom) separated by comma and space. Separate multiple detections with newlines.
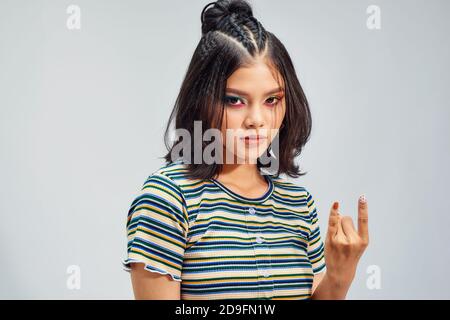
226, 60, 284, 94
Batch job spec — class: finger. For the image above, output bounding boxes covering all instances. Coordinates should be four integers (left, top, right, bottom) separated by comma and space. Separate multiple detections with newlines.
358, 194, 369, 243
327, 202, 340, 241
330, 201, 339, 217
341, 215, 358, 240
336, 214, 345, 239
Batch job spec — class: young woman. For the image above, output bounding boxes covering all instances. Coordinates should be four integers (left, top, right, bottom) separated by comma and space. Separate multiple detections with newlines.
122, 0, 369, 300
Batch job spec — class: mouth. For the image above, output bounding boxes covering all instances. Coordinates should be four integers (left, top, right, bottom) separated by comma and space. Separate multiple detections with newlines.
240, 135, 267, 145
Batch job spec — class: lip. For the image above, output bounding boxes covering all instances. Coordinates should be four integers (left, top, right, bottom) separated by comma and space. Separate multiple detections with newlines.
241, 135, 267, 140
240, 135, 267, 146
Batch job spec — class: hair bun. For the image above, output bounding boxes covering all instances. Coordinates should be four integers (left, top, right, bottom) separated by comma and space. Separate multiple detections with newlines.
201, 0, 254, 35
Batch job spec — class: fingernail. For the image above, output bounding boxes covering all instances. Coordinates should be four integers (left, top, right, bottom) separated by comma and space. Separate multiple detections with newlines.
359, 194, 367, 203
333, 202, 339, 210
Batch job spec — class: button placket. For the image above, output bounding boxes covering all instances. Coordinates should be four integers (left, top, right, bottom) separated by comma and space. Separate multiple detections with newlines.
244, 205, 274, 298
254, 242, 274, 298
255, 227, 273, 297
255, 235, 264, 244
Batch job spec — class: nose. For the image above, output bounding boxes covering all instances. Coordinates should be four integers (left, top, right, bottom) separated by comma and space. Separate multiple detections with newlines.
244, 104, 265, 129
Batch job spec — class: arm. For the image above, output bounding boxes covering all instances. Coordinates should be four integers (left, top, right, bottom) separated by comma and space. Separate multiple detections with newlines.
310, 271, 352, 300
130, 263, 181, 300
310, 196, 369, 300
123, 173, 188, 300
311, 270, 326, 295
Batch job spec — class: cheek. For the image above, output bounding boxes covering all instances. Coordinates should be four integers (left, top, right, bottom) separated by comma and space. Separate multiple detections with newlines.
265, 110, 283, 137
274, 104, 286, 130
221, 111, 243, 133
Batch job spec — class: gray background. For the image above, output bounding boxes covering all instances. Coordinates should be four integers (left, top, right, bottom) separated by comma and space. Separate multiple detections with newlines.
1, 0, 449, 299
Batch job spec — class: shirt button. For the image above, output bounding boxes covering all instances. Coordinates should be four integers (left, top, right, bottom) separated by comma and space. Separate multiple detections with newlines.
255, 235, 264, 244
263, 270, 270, 278
248, 207, 256, 214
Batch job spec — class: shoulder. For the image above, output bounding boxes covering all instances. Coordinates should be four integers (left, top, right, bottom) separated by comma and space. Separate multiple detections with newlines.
269, 175, 318, 220
269, 174, 312, 201
151, 159, 189, 181
144, 160, 205, 201
129, 161, 193, 227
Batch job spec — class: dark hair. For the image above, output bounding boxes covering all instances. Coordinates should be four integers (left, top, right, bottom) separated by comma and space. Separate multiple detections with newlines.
161, 0, 312, 180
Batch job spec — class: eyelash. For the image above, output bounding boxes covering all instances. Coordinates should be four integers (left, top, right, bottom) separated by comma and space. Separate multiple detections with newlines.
224, 95, 282, 107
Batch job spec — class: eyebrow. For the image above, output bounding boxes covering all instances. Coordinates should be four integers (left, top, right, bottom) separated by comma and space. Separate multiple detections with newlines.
225, 87, 284, 97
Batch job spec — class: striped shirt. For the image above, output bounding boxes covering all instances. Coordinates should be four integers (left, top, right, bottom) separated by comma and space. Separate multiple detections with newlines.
122, 159, 326, 300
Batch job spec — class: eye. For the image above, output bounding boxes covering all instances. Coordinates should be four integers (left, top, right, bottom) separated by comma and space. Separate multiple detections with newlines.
266, 96, 281, 106
224, 95, 245, 107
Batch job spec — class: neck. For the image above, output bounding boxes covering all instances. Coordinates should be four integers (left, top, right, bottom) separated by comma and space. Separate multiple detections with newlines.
216, 162, 264, 184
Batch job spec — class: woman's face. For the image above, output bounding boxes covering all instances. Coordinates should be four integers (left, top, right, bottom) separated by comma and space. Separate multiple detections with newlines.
220, 59, 286, 164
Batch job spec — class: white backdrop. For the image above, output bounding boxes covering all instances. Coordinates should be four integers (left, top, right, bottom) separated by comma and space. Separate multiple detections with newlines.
0, 0, 449, 299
